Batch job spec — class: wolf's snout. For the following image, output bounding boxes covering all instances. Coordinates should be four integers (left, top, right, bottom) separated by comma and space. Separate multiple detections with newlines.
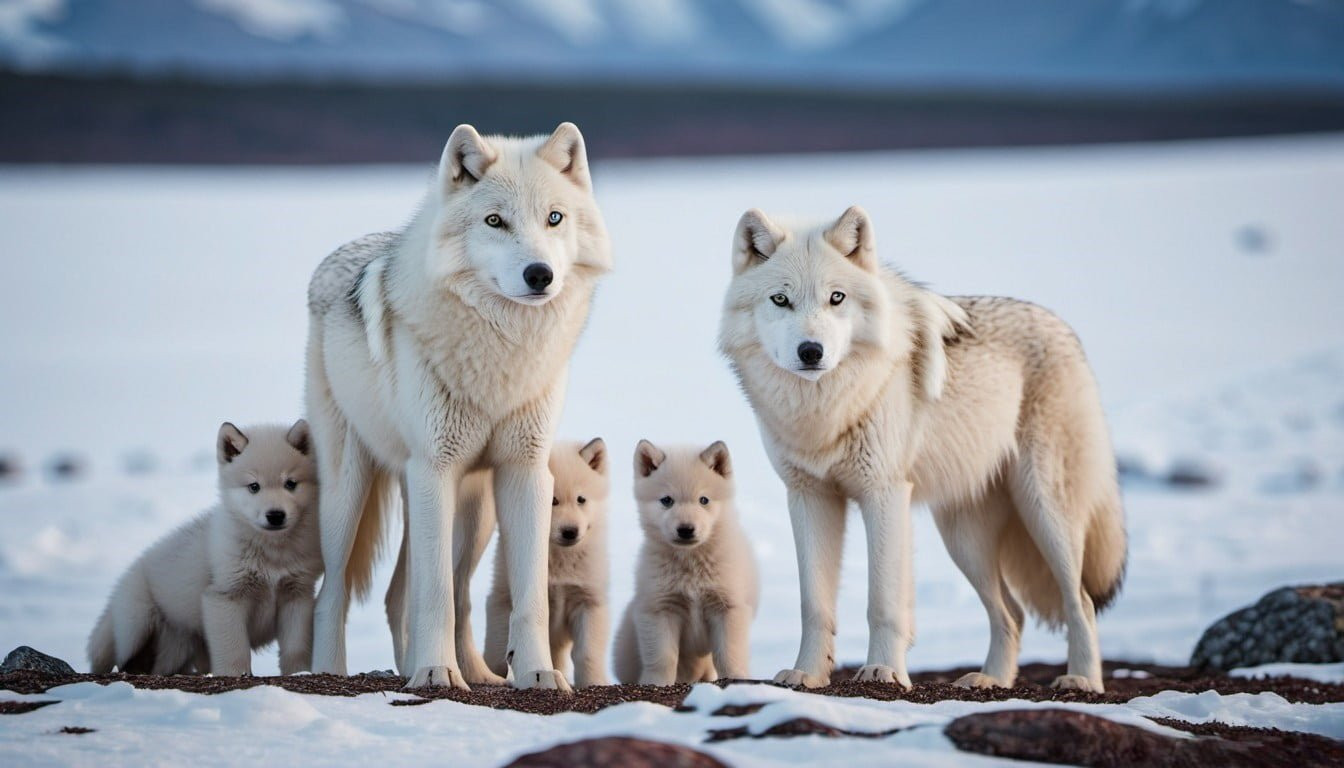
675, 524, 697, 541
265, 509, 286, 528
560, 526, 579, 542
797, 341, 824, 366
523, 262, 554, 292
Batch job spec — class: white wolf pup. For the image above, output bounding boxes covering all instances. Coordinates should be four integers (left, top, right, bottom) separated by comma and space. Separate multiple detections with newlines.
88, 421, 320, 676
614, 440, 759, 685
719, 207, 1126, 693
306, 122, 610, 690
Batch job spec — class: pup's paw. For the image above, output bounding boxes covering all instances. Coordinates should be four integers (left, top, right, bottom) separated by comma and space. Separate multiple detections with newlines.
772, 669, 829, 688
405, 665, 470, 691
459, 658, 507, 686
953, 672, 1008, 689
852, 664, 912, 689
515, 669, 573, 693
1050, 674, 1103, 693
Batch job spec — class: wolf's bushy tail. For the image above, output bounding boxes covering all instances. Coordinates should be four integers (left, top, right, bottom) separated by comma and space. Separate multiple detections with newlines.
1082, 487, 1126, 613
86, 576, 153, 673
346, 469, 396, 602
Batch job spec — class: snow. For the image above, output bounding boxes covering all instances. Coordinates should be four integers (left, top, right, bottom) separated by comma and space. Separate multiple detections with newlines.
2, 133, 1343, 762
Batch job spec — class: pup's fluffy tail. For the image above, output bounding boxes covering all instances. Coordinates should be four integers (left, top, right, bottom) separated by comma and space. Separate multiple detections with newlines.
346, 469, 396, 602
87, 575, 153, 673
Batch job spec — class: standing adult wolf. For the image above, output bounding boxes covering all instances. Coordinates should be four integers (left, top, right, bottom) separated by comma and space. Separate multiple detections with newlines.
719, 206, 1125, 693
306, 122, 611, 690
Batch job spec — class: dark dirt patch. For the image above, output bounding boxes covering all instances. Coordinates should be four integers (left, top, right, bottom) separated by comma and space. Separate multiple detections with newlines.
58, 726, 95, 735
706, 717, 902, 742
387, 697, 432, 707
502, 736, 726, 768
710, 703, 765, 717
1, 700, 57, 715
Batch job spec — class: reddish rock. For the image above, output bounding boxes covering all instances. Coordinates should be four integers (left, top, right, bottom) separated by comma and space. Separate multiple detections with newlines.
503, 737, 726, 768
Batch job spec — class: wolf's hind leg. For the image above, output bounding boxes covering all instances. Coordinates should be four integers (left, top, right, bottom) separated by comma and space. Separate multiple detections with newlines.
453, 471, 505, 685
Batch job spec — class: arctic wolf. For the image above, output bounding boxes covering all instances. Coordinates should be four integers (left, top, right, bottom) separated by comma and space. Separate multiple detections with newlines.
88, 421, 320, 675
718, 207, 1126, 693
306, 122, 610, 690
614, 440, 759, 684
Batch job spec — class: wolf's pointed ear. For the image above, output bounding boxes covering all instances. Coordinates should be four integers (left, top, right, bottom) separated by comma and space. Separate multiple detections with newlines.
218, 422, 248, 464
440, 124, 497, 186
579, 437, 607, 474
286, 419, 311, 456
537, 122, 592, 189
824, 205, 877, 271
699, 441, 732, 478
634, 439, 665, 478
733, 209, 785, 275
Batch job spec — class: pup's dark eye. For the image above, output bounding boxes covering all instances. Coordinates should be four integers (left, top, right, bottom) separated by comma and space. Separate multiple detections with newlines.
699, 496, 709, 506
284, 479, 298, 491
577, 496, 586, 505
659, 496, 674, 508
830, 291, 846, 305
552, 496, 559, 506
770, 293, 789, 308
484, 213, 504, 228
247, 482, 261, 494
547, 211, 563, 226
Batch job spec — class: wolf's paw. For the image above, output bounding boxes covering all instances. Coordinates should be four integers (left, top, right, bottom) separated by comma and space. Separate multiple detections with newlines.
852, 665, 912, 689
515, 669, 573, 693
772, 669, 829, 688
405, 665, 470, 691
953, 672, 1009, 689
1050, 674, 1103, 693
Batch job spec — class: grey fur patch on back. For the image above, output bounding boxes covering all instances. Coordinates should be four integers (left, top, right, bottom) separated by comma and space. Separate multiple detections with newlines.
307, 232, 400, 316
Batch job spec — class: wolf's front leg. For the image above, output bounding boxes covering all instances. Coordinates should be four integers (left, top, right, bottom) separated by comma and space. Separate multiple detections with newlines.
402, 456, 469, 690
775, 485, 846, 688
634, 606, 681, 686
854, 480, 915, 688
202, 591, 253, 676
570, 600, 610, 687
494, 462, 571, 691
276, 581, 315, 675
710, 603, 752, 680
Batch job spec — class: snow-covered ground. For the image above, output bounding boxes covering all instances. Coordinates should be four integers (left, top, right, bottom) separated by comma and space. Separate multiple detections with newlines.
2, 133, 1342, 764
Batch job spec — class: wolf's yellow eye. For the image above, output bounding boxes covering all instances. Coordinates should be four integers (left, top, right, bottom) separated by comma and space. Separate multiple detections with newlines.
770, 293, 789, 308
830, 291, 846, 306
484, 214, 503, 228
547, 211, 564, 226
247, 482, 261, 494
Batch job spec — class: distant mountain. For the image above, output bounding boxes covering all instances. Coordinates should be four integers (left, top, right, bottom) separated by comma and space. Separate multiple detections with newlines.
3, 0, 1343, 91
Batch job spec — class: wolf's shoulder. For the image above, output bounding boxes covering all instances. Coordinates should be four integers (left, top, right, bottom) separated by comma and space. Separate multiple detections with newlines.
949, 295, 1083, 351
307, 232, 399, 315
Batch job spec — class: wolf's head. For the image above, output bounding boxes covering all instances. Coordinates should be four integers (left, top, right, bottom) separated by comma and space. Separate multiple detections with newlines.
217, 420, 316, 534
548, 438, 609, 549
633, 440, 734, 550
426, 122, 611, 306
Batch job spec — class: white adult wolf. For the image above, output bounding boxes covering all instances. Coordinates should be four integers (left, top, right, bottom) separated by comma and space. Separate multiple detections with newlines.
88, 421, 320, 676
718, 207, 1126, 693
305, 122, 611, 690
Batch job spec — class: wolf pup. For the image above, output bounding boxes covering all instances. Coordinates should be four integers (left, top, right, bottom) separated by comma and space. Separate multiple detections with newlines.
614, 440, 759, 685
719, 206, 1126, 693
306, 123, 610, 690
88, 421, 320, 676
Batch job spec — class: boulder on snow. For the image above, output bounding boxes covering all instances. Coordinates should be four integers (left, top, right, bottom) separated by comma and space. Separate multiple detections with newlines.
503, 737, 726, 768
1191, 583, 1344, 671
1, 646, 76, 676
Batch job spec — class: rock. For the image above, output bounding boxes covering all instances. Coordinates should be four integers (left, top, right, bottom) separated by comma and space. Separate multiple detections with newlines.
1, 646, 76, 676
0, 453, 21, 482
1191, 583, 1344, 670
1164, 458, 1220, 488
503, 737, 727, 768
44, 454, 85, 482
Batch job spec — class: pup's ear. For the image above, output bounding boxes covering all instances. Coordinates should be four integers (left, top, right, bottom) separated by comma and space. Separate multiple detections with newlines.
440, 124, 497, 187
218, 422, 248, 464
823, 205, 877, 272
732, 208, 786, 275
699, 441, 732, 478
634, 439, 665, 478
286, 419, 311, 456
579, 437, 607, 474
537, 122, 592, 189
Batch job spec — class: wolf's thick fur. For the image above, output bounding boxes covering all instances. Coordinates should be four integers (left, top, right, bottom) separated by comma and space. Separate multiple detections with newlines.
614, 440, 759, 684
88, 421, 320, 676
305, 123, 610, 690
718, 207, 1125, 693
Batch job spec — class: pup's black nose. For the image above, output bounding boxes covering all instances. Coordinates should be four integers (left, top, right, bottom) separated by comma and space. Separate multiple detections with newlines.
560, 526, 579, 541
798, 341, 824, 366
676, 524, 696, 541
265, 509, 286, 527
523, 262, 553, 292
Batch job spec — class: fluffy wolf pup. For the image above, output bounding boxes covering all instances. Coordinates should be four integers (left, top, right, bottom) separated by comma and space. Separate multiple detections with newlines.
88, 420, 320, 676
718, 207, 1126, 693
306, 122, 610, 690
614, 440, 759, 685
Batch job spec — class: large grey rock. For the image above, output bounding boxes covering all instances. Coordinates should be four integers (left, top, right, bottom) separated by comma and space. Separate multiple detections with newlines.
1191, 583, 1344, 670
1, 646, 76, 676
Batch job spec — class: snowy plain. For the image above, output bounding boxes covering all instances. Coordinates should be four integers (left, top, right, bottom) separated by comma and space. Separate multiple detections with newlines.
1, 133, 1342, 764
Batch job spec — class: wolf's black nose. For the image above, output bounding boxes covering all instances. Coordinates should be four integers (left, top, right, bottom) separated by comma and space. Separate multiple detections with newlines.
676, 524, 696, 540
797, 341, 824, 365
523, 262, 553, 291
560, 526, 579, 541
265, 510, 286, 527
